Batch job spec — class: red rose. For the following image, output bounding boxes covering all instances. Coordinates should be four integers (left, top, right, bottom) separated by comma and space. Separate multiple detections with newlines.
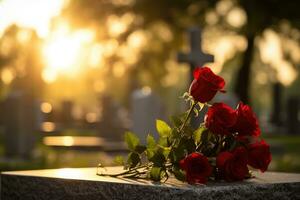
205, 103, 237, 136
189, 67, 225, 103
233, 102, 261, 137
180, 152, 212, 184
216, 147, 249, 181
248, 140, 271, 172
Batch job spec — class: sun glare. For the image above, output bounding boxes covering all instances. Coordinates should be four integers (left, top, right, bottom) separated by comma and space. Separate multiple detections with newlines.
42, 25, 95, 83
0, 0, 67, 38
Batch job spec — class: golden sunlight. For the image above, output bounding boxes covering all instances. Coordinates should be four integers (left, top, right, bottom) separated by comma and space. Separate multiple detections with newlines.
259, 29, 298, 86
1, 67, 15, 84
42, 25, 95, 83
54, 168, 85, 179
0, 0, 67, 37
40, 102, 52, 113
203, 31, 247, 73
43, 136, 103, 146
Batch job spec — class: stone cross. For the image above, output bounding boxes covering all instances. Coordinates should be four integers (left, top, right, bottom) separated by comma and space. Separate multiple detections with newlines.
177, 27, 214, 80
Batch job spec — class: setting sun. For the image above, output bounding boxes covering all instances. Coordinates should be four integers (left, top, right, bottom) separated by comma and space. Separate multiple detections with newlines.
42, 25, 95, 83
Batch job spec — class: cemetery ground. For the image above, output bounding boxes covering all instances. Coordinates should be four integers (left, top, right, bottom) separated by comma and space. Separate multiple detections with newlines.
0, 128, 127, 172
0, 129, 299, 173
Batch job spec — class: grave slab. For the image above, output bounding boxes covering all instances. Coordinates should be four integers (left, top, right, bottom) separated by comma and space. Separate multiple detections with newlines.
1, 167, 300, 200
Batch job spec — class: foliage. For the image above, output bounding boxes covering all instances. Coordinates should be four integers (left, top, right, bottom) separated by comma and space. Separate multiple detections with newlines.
97, 94, 230, 182
97, 66, 272, 183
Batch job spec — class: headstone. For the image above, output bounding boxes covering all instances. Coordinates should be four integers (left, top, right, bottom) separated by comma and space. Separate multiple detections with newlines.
2, 91, 36, 158
60, 100, 74, 127
286, 97, 300, 134
131, 87, 165, 144
35, 101, 45, 131
213, 92, 239, 109
0, 101, 5, 127
1, 167, 300, 199
271, 82, 283, 127
98, 95, 127, 141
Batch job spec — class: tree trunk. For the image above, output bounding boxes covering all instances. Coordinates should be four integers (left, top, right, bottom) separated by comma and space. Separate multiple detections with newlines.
234, 35, 255, 104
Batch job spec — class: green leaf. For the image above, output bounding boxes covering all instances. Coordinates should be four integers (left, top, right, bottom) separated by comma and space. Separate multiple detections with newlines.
149, 150, 165, 167
135, 145, 147, 154
199, 131, 216, 156
169, 144, 186, 163
127, 152, 140, 168
158, 137, 168, 147
150, 167, 162, 181
171, 128, 180, 138
170, 112, 188, 127
160, 147, 171, 159
193, 126, 207, 144
170, 115, 182, 127
114, 156, 124, 165
156, 119, 171, 137
183, 137, 196, 154
125, 132, 140, 151
182, 125, 194, 137
172, 167, 186, 181
193, 107, 199, 117
169, 129, 181, 145
180, 92, 190, 99
228, 137, 238, 151
169, 137, 196, 163
198, 102, 205, 111
201, 130, 211, 144
147, 134, 156, 149
146, 149, 155, 160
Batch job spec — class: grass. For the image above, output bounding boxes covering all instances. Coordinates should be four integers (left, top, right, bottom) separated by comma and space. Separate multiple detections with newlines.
263, 134, 300, 173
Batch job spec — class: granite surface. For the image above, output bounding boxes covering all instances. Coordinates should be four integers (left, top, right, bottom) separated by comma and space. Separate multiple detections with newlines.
1, 167, 300, 200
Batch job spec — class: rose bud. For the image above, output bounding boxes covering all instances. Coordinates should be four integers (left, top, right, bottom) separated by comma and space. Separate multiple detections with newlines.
180, 152, 212, 184
189, 67, 225, 103
216, 147, 249, 181
205, 103, 237, 136
233, 102, 261, 137
248, 140, 271, 172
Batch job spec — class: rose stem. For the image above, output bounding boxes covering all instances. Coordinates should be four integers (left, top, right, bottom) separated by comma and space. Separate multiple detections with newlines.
179, 102, 197, 133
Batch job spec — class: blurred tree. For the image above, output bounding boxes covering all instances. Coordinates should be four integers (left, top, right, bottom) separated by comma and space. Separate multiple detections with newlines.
60, 0, 300, 106
236, 0, 300, 104
2, 0, 299, 109
59, 0, 218, 108
0, 25, 44, 99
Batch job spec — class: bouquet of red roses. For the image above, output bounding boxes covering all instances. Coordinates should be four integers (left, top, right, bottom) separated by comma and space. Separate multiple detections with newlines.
98, 66, 272, 184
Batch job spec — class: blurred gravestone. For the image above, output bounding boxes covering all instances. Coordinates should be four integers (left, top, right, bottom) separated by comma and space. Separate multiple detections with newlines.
98, 95, 126, 141
0, 101, 5, 128
286, 97, 300, 135
271, 82, 283, 127
35, 101, 44, 130
131, 87, 165, 144
213, 92, 239, 108
61, 100, 74, 128
2, 91, 36, 158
